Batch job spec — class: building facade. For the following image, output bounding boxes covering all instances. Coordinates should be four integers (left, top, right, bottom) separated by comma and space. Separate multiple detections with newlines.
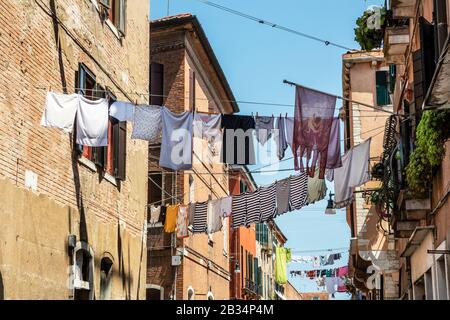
383, 0, 450, 300
146, 14, 238, 300
342, 50, 400, 299
228, 165, 259, 300
0, 0, 150, 299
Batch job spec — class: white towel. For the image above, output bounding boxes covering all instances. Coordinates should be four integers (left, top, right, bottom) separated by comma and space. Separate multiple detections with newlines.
40, 92, 79, 132
109, 101, 135, 122
76, 95, 109, 147
333, 139, 371, 208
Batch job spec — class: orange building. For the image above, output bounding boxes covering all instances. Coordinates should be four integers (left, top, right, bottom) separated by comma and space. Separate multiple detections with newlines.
228, 165, 260, 300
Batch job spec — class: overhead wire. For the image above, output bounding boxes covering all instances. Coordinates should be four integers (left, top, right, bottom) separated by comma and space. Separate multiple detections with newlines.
191, 0, 355, 51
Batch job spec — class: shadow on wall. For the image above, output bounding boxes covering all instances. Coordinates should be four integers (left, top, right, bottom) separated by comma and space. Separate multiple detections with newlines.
0, 271, 4, 300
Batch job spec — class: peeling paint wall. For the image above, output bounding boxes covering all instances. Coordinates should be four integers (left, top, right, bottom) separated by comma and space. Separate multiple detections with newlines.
0, 0, 149, 299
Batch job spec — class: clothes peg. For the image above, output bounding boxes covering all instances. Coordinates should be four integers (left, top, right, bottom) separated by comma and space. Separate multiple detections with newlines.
48, 84, 52, 92
256, 112, 259, 117
285, 113, 288, 118
251, 112, 254, 117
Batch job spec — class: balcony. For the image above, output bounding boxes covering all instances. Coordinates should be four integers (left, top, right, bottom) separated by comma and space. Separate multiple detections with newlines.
243, 279, 262, 299
384, 23, 410, 64
389, 0, 418, 18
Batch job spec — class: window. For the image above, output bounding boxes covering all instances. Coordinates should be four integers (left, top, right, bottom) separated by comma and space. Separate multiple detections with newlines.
189, 68, 196, 111
187, 287, 195, 300
436, 256, 448, 300
146, 284, 164, 300
150, 62, 164, 106
76, 63, 127, 181
375, 70, 391, 106
100, 0, 126, 35
99, 257, 113, 300
73, 242, 94, 300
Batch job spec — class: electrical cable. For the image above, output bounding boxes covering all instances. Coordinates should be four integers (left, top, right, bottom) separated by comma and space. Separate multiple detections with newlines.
192, 0, 355, 51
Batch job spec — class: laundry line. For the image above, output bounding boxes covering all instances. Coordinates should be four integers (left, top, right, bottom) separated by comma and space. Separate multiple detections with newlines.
147, 126, 385, 177
33, 85, 394, 118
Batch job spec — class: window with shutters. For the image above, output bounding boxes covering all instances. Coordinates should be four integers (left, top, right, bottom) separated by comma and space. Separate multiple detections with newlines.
76, 63, 127, 182
150, 62, 164, 106
376, 70, 391, 106
413, 17, 437, 112
99, 0, 126, 36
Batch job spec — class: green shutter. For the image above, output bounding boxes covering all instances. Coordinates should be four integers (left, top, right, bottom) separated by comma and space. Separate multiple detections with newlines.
376, 70, 390, 106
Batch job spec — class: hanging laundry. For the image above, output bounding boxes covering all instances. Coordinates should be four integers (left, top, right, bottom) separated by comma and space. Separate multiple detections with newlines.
254, 115, 275, 146
325, 118, 342, 175
159, 108, 194, 170
285, 117, 295, 153
221, 114, 256, 165
207, 199, 223, 234
40, 92, 79, 132
313, 256, 321, 267
193, 113, 222, 163
276, 178, 291, 216
164, 204, 179, 233
307, 168, 328, 205
289, 173, 308, 211
307, 270, 316, 279
188, 203, 196, 226
275, 247, 288, 285
109, 101, 135, 122
149, 205, 161, 226
334, 138, 371, 208
325, 277, 339, 295
219, 196, 232, 217
193, 201, 208, 233
131, 105, 162, 142
231, 193, 247, 229
259, 183, 277, 222
293, 86, 336, 178
275, 116, 288, 160
176, 204, 189, 239
286, 248, 292, 263
325, 255, 335, 266
76, 95, 109, 147
159, 206, 167, 225
245, 189, 260, 226
336, 266, 349, 277
337, 277, 347, 292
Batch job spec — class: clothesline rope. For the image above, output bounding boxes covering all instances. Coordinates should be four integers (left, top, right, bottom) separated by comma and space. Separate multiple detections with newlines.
33, 86, 393, 118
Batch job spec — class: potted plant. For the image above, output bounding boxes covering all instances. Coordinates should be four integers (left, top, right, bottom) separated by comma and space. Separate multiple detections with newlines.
354, 6, 386, 51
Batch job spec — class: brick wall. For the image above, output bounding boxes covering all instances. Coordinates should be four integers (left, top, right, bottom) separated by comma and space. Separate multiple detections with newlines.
0, 0, 149, 299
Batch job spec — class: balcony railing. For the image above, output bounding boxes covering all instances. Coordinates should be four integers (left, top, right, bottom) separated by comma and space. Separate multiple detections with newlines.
244, 279, 262, 297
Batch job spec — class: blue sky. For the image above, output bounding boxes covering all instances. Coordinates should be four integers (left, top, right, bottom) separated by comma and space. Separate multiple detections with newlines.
151, 0, 384, 299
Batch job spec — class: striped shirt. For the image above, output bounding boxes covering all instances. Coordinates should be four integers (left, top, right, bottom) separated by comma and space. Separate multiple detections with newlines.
289, 173, 308, 210
276, 178, 291, 216
245, 189, 261, 226
232, 193, 247, 229
259, 183, 277, 221
193, 202, 208, 233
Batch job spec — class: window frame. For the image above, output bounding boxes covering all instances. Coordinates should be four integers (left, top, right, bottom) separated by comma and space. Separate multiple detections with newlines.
76, 63, 127, 182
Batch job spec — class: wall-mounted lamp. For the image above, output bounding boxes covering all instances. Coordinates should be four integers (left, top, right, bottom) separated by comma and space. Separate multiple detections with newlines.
325, 192, 336, 215
234, 260, 241, 274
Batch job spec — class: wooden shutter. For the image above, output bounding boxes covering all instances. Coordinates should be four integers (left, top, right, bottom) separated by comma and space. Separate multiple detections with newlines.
189, 69, 196, 111
113, 121, 127, 180
434, 0, 448, 57
118, 0, 126, 35
414, 17, 437, 110
150, 62, 164, 106
376, 71, 389, 106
